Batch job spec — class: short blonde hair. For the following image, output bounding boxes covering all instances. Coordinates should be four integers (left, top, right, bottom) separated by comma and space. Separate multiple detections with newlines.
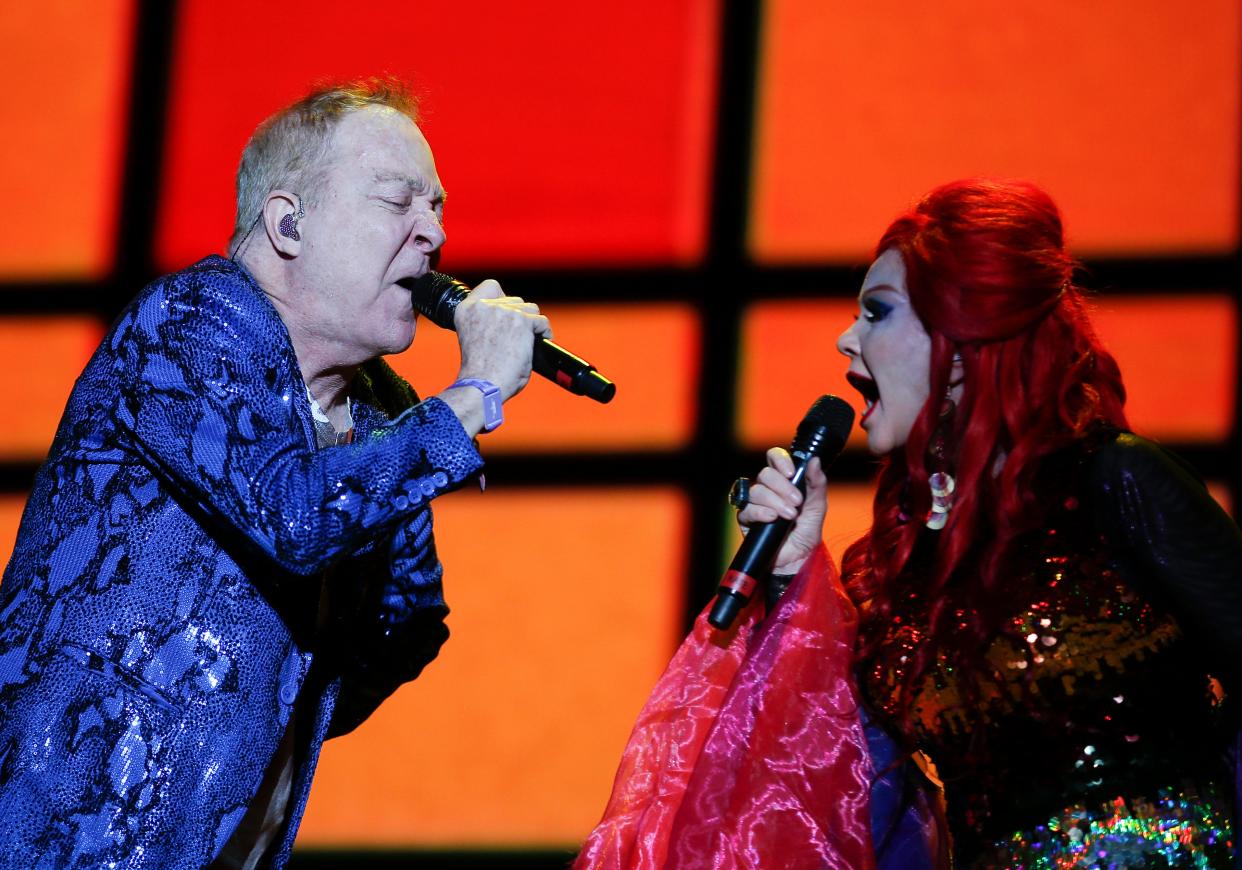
230, 77, 419, 248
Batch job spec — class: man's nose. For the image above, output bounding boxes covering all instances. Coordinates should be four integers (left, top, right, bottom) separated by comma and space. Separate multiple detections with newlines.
410, 210, 446, 253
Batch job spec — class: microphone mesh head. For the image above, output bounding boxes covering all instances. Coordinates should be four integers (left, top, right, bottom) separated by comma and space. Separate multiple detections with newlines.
805, 395, 855, 438
409, 272, 470, 330
796, 395, 856, 459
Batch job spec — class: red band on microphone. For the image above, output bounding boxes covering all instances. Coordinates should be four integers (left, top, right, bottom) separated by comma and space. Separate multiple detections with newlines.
720, 569, 758, 599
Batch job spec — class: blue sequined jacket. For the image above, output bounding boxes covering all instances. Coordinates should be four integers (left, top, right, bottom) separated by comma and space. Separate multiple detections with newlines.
0, 256, 483, 868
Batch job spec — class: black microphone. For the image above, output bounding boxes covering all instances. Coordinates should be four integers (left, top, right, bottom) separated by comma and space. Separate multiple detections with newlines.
407, 272, 616, 404
708, 395, 855, 630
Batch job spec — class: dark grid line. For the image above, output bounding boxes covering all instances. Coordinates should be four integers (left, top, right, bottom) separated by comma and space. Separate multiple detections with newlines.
4, 256, 1239, 313
1, 2, 1239, 866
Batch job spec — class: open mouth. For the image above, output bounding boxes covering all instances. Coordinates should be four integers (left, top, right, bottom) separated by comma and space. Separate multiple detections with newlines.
846, 371, 879, 422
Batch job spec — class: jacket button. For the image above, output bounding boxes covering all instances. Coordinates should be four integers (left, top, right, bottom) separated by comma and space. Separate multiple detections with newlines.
280, 681, 298, 705
394, 495, 409, 510
432, 471, 449, 488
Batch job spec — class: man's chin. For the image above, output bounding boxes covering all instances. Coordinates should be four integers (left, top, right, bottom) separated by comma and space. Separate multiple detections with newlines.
381, 324, 416, 358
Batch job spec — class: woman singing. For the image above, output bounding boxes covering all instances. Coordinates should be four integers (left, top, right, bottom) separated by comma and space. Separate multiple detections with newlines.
578, 179, 1240, 869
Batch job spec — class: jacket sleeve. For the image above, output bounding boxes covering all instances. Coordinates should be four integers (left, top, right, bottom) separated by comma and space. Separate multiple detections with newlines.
1088, 433, 1242, 686
105, 266, 483, 577
322, 360, 459, 736
325, 505, 450, 737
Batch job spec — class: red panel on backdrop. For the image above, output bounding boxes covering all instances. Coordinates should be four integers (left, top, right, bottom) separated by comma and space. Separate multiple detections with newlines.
751, 0, 1241, 262
157, 1, 719, 272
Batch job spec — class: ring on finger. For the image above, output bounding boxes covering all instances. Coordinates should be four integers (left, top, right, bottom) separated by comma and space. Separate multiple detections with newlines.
728, 477, 751, 511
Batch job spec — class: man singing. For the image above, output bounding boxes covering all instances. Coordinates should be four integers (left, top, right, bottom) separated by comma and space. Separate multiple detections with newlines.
0, 78, 545, 868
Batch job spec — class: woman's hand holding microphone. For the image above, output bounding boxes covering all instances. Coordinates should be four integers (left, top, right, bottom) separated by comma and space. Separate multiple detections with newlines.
735, 447, 829, 576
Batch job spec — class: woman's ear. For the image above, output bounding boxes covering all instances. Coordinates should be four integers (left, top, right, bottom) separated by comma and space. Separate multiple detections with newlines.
948, 350, 965, 402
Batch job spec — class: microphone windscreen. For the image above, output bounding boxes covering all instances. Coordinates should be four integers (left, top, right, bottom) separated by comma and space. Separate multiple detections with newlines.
797, 395, 856, 459
409, 272, 469, 330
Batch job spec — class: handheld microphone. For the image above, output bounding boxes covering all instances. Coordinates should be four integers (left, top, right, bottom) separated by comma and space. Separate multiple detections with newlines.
408, 272, 616, 404
708, 395, 855, 630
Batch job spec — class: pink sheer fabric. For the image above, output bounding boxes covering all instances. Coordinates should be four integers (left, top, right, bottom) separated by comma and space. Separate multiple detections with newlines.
576, 546, 875, 869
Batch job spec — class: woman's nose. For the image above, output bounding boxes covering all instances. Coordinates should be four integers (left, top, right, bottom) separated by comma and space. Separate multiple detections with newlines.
836, 320, 859, 357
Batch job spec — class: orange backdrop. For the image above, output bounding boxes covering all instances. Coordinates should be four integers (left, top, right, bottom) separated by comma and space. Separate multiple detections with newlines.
0, 0, 1238, 856
751, 0, 1241, 261
0, 1, 134, 279
391, 303, 701, 452
738, 294, 1237, 449
299, 487, 688, 846
0, 317, 106, 460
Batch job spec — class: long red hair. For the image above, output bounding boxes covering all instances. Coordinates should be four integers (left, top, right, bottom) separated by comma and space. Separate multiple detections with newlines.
841, 179, 1129, 732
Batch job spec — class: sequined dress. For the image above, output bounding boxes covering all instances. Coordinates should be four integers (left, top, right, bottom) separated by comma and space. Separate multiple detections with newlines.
858, 433, 1241, 868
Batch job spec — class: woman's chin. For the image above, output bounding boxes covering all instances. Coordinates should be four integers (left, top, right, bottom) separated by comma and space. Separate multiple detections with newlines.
863, 428, 899, 457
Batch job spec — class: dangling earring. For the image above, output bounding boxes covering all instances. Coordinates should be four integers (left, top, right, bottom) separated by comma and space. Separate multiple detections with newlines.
926, 384, 957, 530
926, 471, 955, 530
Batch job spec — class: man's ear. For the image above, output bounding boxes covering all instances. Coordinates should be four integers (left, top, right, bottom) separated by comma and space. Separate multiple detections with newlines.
263, 190, 304, 258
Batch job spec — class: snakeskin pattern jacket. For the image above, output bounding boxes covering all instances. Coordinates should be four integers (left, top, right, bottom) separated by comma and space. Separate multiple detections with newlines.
0, 256, 483, 868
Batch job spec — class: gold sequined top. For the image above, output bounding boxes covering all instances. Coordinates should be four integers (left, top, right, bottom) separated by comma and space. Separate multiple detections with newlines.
858, 433, 1240, 864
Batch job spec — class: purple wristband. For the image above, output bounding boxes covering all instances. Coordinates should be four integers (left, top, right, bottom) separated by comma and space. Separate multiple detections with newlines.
449, 378, 503, 432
